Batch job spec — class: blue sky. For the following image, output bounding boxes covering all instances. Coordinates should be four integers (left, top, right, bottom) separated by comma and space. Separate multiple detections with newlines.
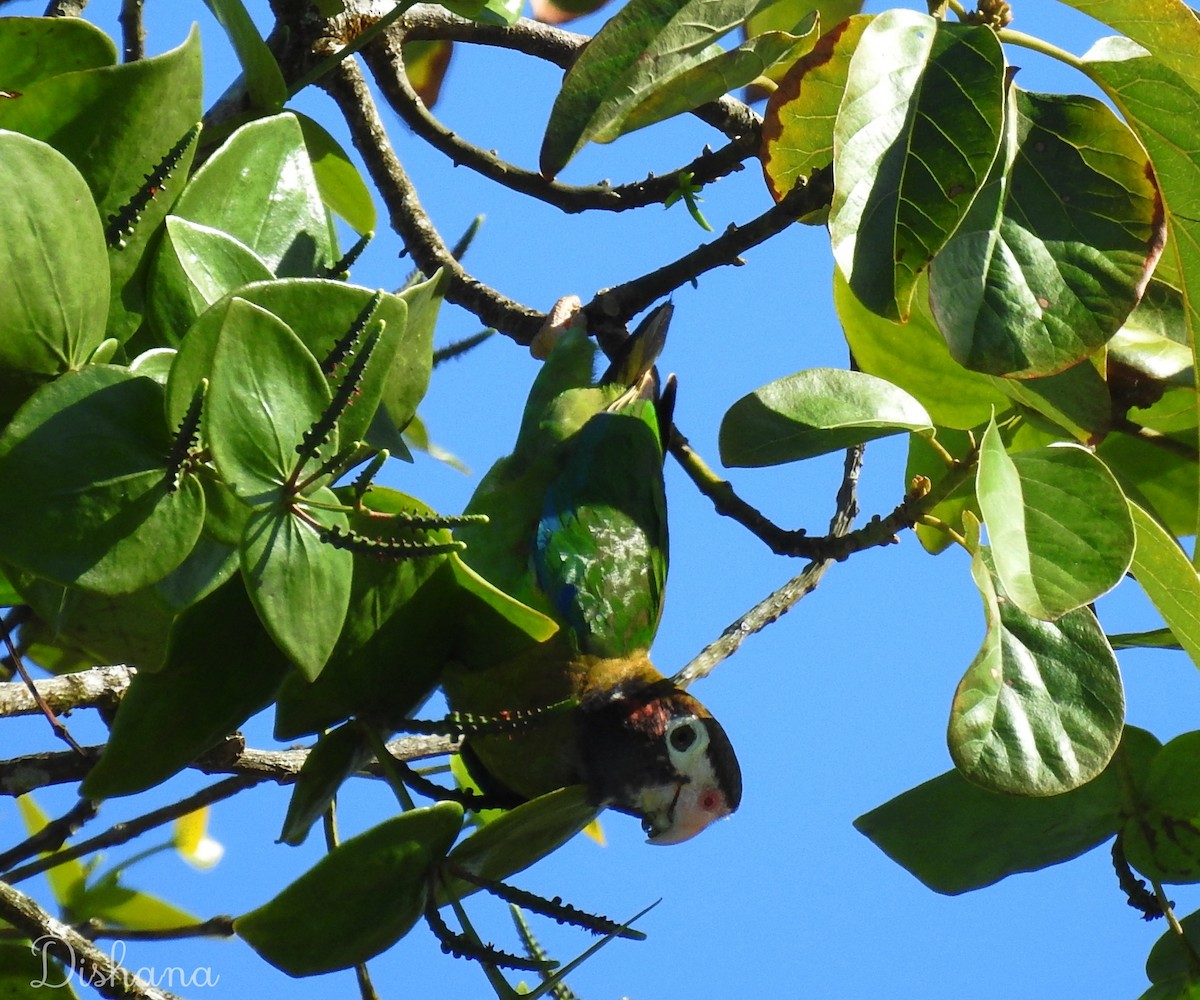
4, 1, 1197, 997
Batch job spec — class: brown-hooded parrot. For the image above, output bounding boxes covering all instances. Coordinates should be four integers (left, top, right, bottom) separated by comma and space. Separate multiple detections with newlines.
442, 304, 741, 844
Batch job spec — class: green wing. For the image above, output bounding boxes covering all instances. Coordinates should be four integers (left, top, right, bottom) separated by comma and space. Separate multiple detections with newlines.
534, 399, 668, 657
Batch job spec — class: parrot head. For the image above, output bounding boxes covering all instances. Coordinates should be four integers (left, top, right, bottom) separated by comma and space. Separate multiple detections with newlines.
576, 676, 741, 845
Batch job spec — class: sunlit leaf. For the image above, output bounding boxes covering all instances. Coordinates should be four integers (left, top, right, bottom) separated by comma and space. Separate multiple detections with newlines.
948, 544, 1125, 796
746, 0, 864, 92
830, 10, 1006, 320
1123, 731, 1200, 883
0, 16, 115, 88
929, 85, 1164, 377
1127, 501, 1200, 669
539, 0, 772, 176
719, 367, 933, 467
977, 420, 1135, 619
201, 0, 288, 111
295, 112, 376, 234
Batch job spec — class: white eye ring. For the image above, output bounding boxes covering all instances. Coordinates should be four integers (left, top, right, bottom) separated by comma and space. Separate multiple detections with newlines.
665, 716, 709, 764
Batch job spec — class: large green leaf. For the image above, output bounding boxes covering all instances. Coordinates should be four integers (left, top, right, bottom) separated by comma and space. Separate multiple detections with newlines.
295, 112, 377, 234
854, 726, 1157, 894
435, 786, 601, 904
201, 0, 288, 111
0, 16, 115, 89
719, 367, 933, 467
1082, 36, 1200, 533
539, 0, 772, 176
834, 269, 1008, 430
81, 579, 292, 798
240, 492, 352, 680
1147, 909, 1200, 989
987, 361, 1113, 443
830, 10, 1005, 321
146, 216, 274, 346
746, 0, 864, 90
0, 939, 79, 999
976, 420, 1135, 619
172, 112, 335, 277
948, 543, 1125, 796
0, 131, 109, 420
761, 15, 872, 214
165, 280, 419, 451
236, 803, 464, 976
0, 366, 205, 594
1128, 501, 1200, 670
1123, 731, 1200, 883
0, 27, 203, 342
278, 722, 371, 846
929, 85, 1164, 377
617, 18, 819, 137
206, 298, 335, 504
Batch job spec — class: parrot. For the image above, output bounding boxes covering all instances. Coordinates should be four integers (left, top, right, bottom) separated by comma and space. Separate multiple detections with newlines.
442, 303, 742, 845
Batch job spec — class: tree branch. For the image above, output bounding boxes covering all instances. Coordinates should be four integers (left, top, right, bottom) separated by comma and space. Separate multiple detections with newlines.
362, 22, 758, 213
0, 880, 184, 1000
674, 443, 863, 687
0, 664, 134, 718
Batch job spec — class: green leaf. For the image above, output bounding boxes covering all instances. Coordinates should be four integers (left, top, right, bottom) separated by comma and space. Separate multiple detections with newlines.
279, 722, 371, 846
240, 494, 352, 680
948, 544, 1126, 795
1082, 36, 1200, 504
73, 880, 197, 930
172, 112, 335, 276
987, 361, 1113, 443
201, 0, 288, 111
1064, 0, 1200, 94
746, 0, 864, 89
830, 10, 1005, 320
1147, 908, 1200, 987
0, 28, 203, 342
0, 939, 79, 999
539, 0, 771, 176
617, 17, 819, 137
166, 280, 418, 448
1108, 627, 1183, 651
1128, 501, 1200, 669
14, 572, 176, 672
0, 16, 115, 89
834, 268, 1008, 430
761, 15, 872, 216
81, 580, 291, 799
719, 367, 933, 467
854, 726, 1158, 894
435, 786, 600, 905
976, 420, 1135, 619
17, 795, 89, 912
295, 112, 377, 234
206, 298, 335, 503
1124, 731, 1200, 883
0, 131, 109, 420
0, 366, 206, 594
146, 217, 275, 346
929, 85, 1164, 377
236, 803, 464, 976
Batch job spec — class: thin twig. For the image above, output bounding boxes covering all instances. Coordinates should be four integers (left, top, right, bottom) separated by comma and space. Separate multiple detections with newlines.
0, 879, 183, 1000
2, 776, 260, 885
674, 444, 863, 687
0, 664, 135, 719
1, 624, 86, 756
78, 916, 235, 942
0, 798, 100, 872
118, 0, 145, 61
43, 0, 88, 15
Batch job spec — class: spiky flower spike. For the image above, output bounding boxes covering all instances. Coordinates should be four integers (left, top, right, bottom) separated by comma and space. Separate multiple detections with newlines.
164, 379, 206, 494
424, 901, 555, 972
105, 122, 201, 249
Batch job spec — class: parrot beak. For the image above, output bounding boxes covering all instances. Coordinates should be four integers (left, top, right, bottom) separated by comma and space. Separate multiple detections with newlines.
639, 775, 737, 845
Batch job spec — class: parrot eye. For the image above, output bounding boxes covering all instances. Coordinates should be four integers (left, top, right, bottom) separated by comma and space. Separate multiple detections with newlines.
670, 723, 697, 752
665, 717, 709, 764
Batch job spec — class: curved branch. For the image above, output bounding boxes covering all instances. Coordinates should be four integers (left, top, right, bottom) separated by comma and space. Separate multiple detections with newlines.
674, 443, 863, 688
363, 23, 758, 213
0, 882, 183, 1000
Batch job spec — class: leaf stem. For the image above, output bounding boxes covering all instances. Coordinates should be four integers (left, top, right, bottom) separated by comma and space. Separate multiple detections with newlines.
998, 28, 1085, 72
1152, 878, 1200, 974
357, 722, 417, 811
